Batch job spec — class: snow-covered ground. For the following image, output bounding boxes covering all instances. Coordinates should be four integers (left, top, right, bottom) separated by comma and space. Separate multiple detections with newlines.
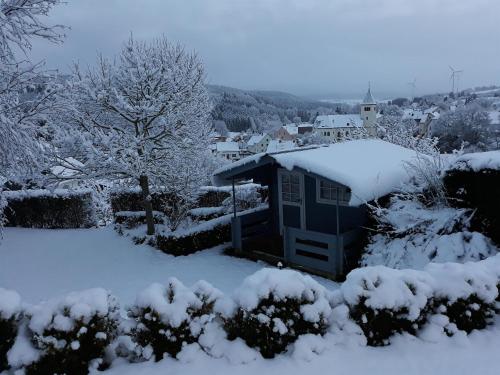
102, 323, 500, 375
0, 227, 337, 306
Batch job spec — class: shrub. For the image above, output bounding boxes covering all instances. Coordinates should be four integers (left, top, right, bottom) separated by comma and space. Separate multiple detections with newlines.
217, 269, 331, 358
128, 279, 221, 361
341, 266, 433, 346
4, 189, 96, 229
114, 211, 166, 229
154, 218, 231, 256
444, 167, 500, 246
426, 261, 498, 333
0, 288, 22, 372
26, 289, 119, 375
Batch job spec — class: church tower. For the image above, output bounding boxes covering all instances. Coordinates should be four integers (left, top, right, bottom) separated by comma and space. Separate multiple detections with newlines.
361, 85, 377, 135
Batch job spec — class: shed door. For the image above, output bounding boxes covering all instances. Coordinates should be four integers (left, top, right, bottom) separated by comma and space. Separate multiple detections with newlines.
278, 170, 305, 233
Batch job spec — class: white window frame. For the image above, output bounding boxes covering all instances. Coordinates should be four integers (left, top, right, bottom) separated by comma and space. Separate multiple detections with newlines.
277, 169, 306, 232
315, 178, 350, 206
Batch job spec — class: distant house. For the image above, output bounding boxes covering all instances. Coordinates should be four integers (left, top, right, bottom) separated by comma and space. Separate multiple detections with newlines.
403, 107, 440, 136
313, 88, 378, 141
215, 141, 241, 161
213, 139, 422, 278
274, 124, 299, 141
266, 139, 296, 153
247, 134, 272, 154
298, 123, 314, 134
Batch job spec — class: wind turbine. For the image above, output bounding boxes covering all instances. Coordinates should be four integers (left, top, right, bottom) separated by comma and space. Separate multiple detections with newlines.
449, 66, 463, 94
407, 78, 417, 100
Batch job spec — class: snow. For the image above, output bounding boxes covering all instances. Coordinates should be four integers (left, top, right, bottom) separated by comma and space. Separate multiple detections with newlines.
247, 134, 267, 146
216, 268, 331, 322
0, 227, 337, 307
0, 287, 21, 319
214, 140, 425, 206
216, 141, 240, 153
314, 114, 363, 128
362, 198, 498, 269
450, 150, 500, 171
101, 320, 500, 375
28, 288, 117, 335
3, 188, 92, 200
272, 140, 423, 206
266, 140, 295, 153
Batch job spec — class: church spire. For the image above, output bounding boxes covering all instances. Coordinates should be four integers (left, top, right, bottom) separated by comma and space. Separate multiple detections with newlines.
363, 82, 375, 104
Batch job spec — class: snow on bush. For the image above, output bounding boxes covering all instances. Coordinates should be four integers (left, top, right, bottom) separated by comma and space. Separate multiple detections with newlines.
216, 268, 331, 358
0, 288, 22, 371
341, 266, 434, 346
426, 260, 498, 333
362, 197, 498, 269
128, 278, 222, 361
25, 288, 119, 374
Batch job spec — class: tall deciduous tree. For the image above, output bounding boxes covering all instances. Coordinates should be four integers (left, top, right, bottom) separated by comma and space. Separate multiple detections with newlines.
0, 0, 64, 231
52, 36, 213, 235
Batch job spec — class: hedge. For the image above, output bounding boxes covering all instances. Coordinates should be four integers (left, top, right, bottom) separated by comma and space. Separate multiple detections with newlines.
154, 221, 231, 256
443, 168, 500, 246
3, 189, 96, 229
2, 255, 500, 373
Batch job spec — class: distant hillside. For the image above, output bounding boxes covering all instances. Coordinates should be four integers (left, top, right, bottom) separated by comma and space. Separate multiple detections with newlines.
208, 85, 338, 132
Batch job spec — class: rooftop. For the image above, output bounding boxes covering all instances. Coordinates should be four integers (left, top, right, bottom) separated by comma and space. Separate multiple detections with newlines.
314, 114, 363, 128
213, 139, 424, 206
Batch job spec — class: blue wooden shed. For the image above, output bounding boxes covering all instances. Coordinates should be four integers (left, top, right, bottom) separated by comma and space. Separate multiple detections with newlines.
212, 139, 421, 278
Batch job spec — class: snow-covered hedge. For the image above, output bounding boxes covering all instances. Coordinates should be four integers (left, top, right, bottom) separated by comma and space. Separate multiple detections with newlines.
128, 279, 222, 361
427, 261, 498, 333
114, 211, 166, 229
3, 189, 96, 229
216, 269, 331, 358
25, 289, 119, 374
0, 288, 22, 371
154, 215, 232, 256
341, 267, 434, 346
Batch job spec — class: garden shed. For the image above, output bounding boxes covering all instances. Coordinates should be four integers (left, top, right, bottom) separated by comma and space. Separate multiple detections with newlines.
212, 139, 422, 278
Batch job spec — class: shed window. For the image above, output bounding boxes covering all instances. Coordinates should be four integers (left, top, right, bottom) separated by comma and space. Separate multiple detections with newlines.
281, 173, 301, 203
317, 179, 349, 205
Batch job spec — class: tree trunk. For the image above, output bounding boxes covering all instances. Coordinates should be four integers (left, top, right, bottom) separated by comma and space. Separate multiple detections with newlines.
139, 175, 155, 235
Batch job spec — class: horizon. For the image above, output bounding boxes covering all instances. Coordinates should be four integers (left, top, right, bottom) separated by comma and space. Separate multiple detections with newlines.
28, 0, 500, 99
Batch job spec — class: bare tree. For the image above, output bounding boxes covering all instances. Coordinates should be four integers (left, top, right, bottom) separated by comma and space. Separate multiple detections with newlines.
51, 36, 213, 235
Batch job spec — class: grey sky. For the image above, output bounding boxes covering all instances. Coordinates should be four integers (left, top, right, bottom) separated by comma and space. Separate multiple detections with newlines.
30, 0, 500, 99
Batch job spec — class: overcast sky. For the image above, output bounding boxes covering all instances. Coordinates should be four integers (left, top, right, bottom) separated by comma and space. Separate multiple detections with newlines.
30, 0, 500, 99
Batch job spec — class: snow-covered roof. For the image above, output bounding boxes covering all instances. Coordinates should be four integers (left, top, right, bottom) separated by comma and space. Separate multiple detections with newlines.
247, 134, 268, 146
314, 115, 363, 129
266, 140, 296, 153
283, 124, 299, 135
216, 141, 240, 153
362, 88, 376, 104
213, 139, 424, 206
488, 111, 500, 125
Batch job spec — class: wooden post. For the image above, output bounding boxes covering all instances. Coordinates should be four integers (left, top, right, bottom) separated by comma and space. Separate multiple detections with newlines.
335, 187, 343, 276
232, 178, 237, 218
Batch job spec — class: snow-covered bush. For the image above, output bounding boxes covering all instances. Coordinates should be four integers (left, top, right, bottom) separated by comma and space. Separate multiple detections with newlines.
128, 279, 221, 361
0, 288, 22, 371
26, 289, 119, 374
426, 261, 498, 333
114, 211, 166, 229
341, 267, 434, 346
216, 269, 331, 358
362, 197, 498, 269
221, 184, 266, 213
3, 189, 96, 229
154, 216, 231, 256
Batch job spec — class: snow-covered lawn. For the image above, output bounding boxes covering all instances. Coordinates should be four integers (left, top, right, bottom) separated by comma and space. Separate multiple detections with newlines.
2, 227, 500, 375
0, 227, 337, 306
